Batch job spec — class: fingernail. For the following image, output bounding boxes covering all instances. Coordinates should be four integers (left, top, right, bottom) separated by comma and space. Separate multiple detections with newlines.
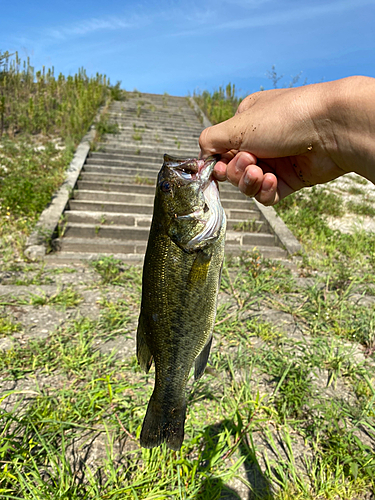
243, 170, 254, 187
235, 155, 249, 173
263, 177, 274, 191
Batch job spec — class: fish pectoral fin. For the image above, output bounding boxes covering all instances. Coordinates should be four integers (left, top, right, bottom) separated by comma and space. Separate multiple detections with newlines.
136, 316, 153, 373
194, 335, 213, 380
187, 250, 212, 288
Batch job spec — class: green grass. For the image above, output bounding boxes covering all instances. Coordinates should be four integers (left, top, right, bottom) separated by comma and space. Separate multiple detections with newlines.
194, 83, 241, 124
0, 315, 21, 337
0, 51, 118, 264
275, 187, 375, 272
0, 51, 110, 141
0, 251, 374, 498
1, 69, 375, 499
347, 200, 375, 217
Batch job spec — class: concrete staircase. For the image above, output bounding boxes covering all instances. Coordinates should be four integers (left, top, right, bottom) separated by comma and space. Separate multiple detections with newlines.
48, 92, 289, 263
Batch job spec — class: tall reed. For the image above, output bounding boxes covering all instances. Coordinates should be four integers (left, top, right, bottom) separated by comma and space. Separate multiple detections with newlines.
0, 51, 110, 143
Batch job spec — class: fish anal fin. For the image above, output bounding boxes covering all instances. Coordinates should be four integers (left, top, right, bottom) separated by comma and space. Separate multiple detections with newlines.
136, 315, 153, 373
194, 335, 213, 380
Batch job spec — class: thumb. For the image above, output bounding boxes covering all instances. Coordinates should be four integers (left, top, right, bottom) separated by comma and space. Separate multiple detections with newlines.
199, 114, 245, 157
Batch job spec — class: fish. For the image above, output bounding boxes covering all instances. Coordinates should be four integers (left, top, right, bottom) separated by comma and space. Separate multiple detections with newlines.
136, 154, 226, 450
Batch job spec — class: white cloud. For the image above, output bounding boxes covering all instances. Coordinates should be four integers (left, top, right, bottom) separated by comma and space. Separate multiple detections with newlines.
45, 15, 144, 40
216, 0, 375, 30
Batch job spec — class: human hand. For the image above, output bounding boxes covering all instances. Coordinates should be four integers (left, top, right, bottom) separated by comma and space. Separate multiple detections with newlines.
199, 77, 375, 205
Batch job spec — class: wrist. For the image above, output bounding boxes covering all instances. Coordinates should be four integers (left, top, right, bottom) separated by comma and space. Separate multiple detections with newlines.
322, 76, 375, 183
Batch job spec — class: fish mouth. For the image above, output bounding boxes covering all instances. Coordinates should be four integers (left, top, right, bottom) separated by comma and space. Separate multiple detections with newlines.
163, 154, 216, 187
162, 155, 224, 250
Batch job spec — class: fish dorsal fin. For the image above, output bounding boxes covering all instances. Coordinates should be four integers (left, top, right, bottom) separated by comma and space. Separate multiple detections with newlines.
194, 335, 213, 380
136, 314, 153, 373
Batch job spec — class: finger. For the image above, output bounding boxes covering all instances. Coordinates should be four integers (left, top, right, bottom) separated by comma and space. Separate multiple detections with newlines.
210, 151, 237, 181
254, 173, 279, 206
213, 160, 228, 181
226, 151, 258, 187
237, 164, 264, 197
199, 115, 245, 157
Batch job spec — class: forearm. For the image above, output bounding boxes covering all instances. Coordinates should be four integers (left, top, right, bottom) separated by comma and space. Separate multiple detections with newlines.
318, 76, 375, 183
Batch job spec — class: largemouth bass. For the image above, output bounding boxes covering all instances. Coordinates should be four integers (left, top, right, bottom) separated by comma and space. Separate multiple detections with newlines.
137, 154, 226, 450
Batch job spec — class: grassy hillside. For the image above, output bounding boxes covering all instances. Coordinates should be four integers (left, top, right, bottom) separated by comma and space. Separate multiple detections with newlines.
0, 51, 116, 263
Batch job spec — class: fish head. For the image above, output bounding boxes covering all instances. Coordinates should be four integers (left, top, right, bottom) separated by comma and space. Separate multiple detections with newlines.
154, 154, 226, 252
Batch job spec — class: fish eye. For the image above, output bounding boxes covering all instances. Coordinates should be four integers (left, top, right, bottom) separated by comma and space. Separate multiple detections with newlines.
161, 181, 172, 193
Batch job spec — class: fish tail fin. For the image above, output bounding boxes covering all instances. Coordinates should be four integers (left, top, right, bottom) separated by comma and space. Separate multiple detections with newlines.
140, 391, 186, 450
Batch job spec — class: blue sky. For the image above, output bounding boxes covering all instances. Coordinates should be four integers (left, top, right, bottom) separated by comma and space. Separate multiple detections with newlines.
2, 0, 375, 97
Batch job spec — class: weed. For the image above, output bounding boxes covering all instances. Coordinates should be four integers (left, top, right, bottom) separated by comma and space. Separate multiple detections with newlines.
233, 220, 260, 232
0, 314, 21, 336
24, 286, 84, 309
98, 298, 132, 332
110, 81, 125, 101
0, 51, 109, 141
347, 185, 366, 195
90, 255, 124, 284
132, 123, 143, 141
136, 100, 143, 117
194, 83, 241, 124
0, 51, 112, 263
347, 200, 375, 217
95, 116, 119, 136
90, 256, 142, 291
134, 174, 154, 185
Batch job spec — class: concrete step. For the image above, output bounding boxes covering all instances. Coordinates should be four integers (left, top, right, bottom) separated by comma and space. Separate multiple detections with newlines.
82, 165, 159, 177
105, 135, 200, 147
111, 123, 202, 134
91, 147, 198, 159
48, 91, 296, 263
78, 171, 253, 197
73, 190, 155, 204
45, 251, 145, 265
63, 223, 150, 241
85, 157, 163, 168
75, 180, 256, 202
67, 201, 262, 222
224, 244, 287, 259
46, 246, 289, 265
69, 200, 154, 214
72, 190, 257, 212
62, 223, 274, 244
225, 230, 277, 246
54, 237, 147, 254
76, 181, 156, 194
52, 237, 287, 260
96, 143, 199, 157
88, 152, 183, 163
65, 210, 152, 227
64, 210, 268, 232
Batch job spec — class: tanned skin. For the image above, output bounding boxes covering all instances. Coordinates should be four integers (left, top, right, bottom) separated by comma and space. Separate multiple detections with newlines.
199, 76, 375, 205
